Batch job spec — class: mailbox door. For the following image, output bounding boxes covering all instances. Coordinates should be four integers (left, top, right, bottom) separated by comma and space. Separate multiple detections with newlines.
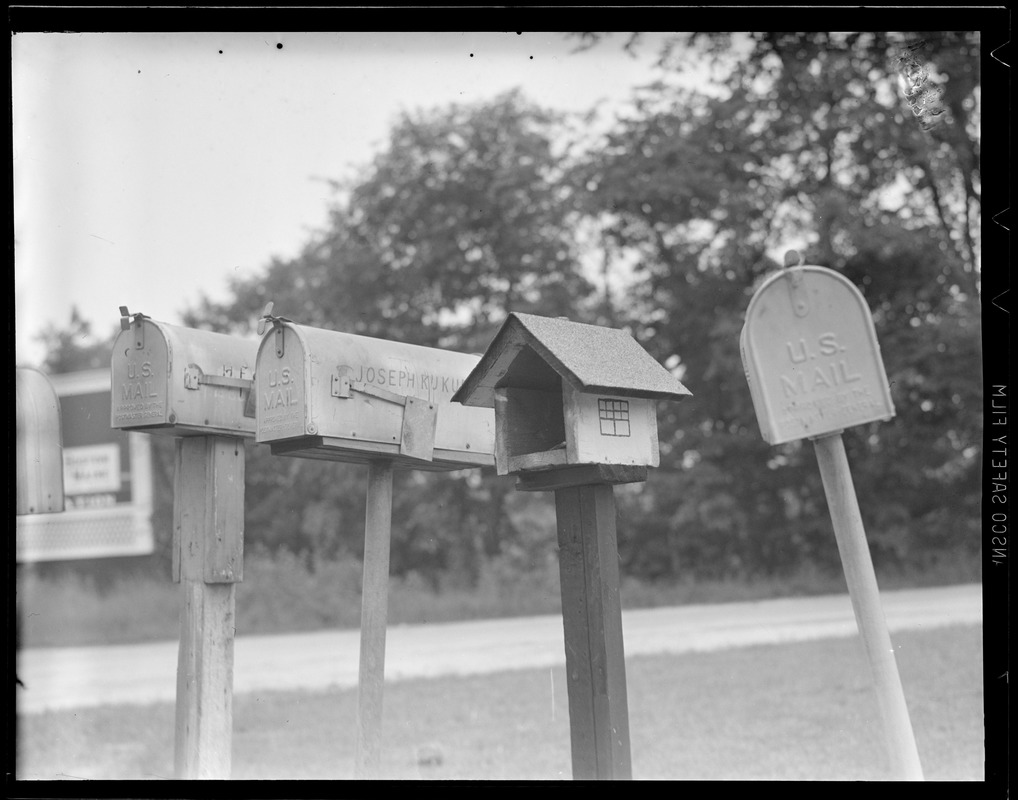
741, 266, 895, 444
111, 320, 172, 429
255, 324, 311, 442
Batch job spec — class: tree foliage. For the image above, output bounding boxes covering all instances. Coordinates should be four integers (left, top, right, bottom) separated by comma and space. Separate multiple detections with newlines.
185, 91, 593, 585
32, 307, 117, 374
38, 33, 982, 588
570, 31, 982, 577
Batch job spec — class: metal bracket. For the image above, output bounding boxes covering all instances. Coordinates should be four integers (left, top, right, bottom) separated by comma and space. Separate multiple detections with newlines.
185, 363, 254, 391
331, 372, 352, 398
347, 381, 409, 406
183, 364, 257, 417
183, 364, 202, 390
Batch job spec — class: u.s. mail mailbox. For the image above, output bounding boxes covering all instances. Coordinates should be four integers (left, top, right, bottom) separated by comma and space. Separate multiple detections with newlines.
452, 313, 692, 477
740, 264, 895, 445
253, 320, 495, 470
110, 309, 259, 438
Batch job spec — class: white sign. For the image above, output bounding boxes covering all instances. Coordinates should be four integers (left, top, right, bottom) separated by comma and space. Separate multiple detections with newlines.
17, 369, 154, 562
63, 443, 121, 495
740, 265, 895, 445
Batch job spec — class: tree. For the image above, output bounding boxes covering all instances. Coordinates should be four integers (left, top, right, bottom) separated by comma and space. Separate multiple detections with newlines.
570, 31, 982, 579
33, 307, 118, 374
180, 32, 983, 587
185, 90, 597, 588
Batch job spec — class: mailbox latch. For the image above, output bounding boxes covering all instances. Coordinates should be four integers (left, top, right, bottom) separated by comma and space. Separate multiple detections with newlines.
341, 380, 438, 461
183, 364, 257, 418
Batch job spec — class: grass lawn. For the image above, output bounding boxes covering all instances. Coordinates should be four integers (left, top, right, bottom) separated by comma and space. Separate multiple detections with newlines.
16, 623, 983, 782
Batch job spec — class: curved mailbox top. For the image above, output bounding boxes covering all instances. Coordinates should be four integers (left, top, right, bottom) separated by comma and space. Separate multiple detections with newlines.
16, 368, 65, 515
254, 321, 495, 471
110, 317, 259, 437
740, 265, 895, 445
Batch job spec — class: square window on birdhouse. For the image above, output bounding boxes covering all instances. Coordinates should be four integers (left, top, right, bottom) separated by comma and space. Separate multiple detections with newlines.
598, 398, 631, 437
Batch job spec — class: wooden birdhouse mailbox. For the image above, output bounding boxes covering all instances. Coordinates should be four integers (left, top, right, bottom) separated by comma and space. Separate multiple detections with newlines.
452, 312, 691, 488
454, 313, 691, 781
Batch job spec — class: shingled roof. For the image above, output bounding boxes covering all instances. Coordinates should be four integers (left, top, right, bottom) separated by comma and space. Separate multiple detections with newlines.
452, 313, 692, 408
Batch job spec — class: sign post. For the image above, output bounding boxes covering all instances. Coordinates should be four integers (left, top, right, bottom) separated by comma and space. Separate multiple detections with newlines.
111, 308, 259, 780
252, 306, 496, 778
173, 435, 244, 779
741, 254, 923, 781
354, 459, 394, 778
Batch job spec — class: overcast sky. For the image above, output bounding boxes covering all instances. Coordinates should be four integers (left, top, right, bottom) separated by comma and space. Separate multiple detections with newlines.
13, 31, 675, 368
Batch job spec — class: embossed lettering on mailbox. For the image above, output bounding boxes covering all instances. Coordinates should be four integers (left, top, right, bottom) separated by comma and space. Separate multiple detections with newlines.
740, 266, 895, 445
112, 329, 170, 429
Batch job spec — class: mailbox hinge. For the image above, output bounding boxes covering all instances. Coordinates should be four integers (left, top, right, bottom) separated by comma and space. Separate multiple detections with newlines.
331, 372, 351, 398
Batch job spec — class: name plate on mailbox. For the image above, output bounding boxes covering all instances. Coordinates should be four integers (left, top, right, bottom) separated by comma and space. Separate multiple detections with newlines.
740, 265, 895, 445
254, 321, 495, 471
111, 316, 259, 437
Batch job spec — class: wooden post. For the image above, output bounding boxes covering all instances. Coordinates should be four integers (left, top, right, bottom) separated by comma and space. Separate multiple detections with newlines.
354, 460, 395, 779
173, 435, 245, 780
554, 483, 632, 780
812, 433, 924, 781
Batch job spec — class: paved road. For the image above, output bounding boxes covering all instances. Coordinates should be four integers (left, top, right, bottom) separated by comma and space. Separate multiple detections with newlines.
16, 583, 981, 715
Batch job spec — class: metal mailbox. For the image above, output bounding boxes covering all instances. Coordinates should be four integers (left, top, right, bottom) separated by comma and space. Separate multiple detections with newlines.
16, 367, 65, 515
740, 265, 895, 445
254, 320, 495, 470
110, 309, 259, 438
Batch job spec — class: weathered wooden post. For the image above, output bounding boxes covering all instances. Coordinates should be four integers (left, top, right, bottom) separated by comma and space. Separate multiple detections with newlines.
111, 308, 259, 779
252, 307, 494, 778
740, 254, 924, 781
453, 313, 692, 780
